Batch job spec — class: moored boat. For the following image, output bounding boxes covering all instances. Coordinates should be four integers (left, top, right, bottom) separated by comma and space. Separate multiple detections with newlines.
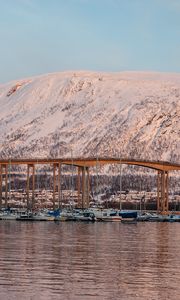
118, 210, 137, 219
0, 208, 18, 220
16, 211, 34, 221
0, 212, 17, 220
33, 212, 55, 221
90, 209, 122, 222
137, 212, 151, 221
73, 210, 96, 222
168, 214, 180, 222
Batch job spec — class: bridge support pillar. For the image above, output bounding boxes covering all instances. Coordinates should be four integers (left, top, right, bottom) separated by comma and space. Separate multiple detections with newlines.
32, 164, 35, 209
87, 167, 90, 207
5, 164, 8, 209
53, 163, 60, 210
157, 170, 169, 213
53, 164, 58, 210
0, 165, 2, 210
82, 166, 90, 209
77, 167, 81, 208
27, 164, 35, 210
0, 164, 9, 209
58, 163, 62, 209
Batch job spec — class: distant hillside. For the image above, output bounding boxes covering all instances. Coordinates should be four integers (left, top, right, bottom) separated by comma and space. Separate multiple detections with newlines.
0, 71, 179, 163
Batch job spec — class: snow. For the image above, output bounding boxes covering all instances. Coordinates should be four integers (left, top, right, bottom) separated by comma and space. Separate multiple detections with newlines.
0, 71, 179, 163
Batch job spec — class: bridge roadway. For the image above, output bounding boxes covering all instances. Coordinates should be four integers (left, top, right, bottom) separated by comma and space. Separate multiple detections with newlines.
0, 157, 180, 170
0, 157, 180, 213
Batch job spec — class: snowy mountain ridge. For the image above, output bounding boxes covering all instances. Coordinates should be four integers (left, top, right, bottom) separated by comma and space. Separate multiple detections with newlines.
0, 71, 179, 163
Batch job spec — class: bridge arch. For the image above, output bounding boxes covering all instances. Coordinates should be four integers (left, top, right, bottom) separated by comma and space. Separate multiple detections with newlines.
0, 158, 179, 212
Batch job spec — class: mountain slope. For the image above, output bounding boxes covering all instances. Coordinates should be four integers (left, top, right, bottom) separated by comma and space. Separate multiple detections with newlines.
0, 71, 179, 162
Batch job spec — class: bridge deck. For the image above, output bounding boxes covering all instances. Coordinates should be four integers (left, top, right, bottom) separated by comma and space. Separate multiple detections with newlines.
0, 157, 180, 171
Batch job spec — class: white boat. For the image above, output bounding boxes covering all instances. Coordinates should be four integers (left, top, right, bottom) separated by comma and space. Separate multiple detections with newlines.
16, 211, 34, 221
54, 209, 75, 221
137, 212, 151, 221
90, 208, 122, 222
73, 210, 96, 222
101, 215, 122, 222
0, 212, 17, 220
33, 212, 55, 221
16, 211, 56, 221
168, 214, 180, 222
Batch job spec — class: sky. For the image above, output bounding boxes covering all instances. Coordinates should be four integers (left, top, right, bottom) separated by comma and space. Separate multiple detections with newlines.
0, 0, 180, 83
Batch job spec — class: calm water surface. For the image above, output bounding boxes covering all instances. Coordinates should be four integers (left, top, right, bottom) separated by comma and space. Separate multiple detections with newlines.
0, 221, 179, 300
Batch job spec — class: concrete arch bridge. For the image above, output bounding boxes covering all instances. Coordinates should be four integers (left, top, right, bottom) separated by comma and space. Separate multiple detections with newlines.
0, 157, 179, 213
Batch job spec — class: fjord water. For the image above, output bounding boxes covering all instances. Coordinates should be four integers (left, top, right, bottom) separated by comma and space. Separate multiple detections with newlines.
0, 222, 179, 300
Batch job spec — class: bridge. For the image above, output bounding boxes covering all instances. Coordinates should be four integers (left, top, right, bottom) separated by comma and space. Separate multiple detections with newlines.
0, 157, 180, 213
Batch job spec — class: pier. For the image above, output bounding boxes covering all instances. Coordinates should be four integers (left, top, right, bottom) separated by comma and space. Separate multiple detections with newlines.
0, 158, 180, 213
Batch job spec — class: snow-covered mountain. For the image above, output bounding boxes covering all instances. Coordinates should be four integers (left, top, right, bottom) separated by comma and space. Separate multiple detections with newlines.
0, 71, 179, 162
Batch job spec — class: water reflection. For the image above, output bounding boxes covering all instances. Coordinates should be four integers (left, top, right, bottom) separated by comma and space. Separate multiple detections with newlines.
0, 222, 179, 299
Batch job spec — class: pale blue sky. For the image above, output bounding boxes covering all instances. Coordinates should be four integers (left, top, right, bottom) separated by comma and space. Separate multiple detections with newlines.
0, 0, 180, 83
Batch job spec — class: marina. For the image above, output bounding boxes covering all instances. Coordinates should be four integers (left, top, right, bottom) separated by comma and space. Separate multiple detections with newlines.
0, 157, 179, 225
0, 157, 180, 215
0, 207, 180, 222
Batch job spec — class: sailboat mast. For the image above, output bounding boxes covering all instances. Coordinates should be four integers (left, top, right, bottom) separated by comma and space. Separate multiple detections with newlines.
9, 159, 11, 207
71, 148, 74, 209
96, 148, 99, 205
119, 155, 122, 211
